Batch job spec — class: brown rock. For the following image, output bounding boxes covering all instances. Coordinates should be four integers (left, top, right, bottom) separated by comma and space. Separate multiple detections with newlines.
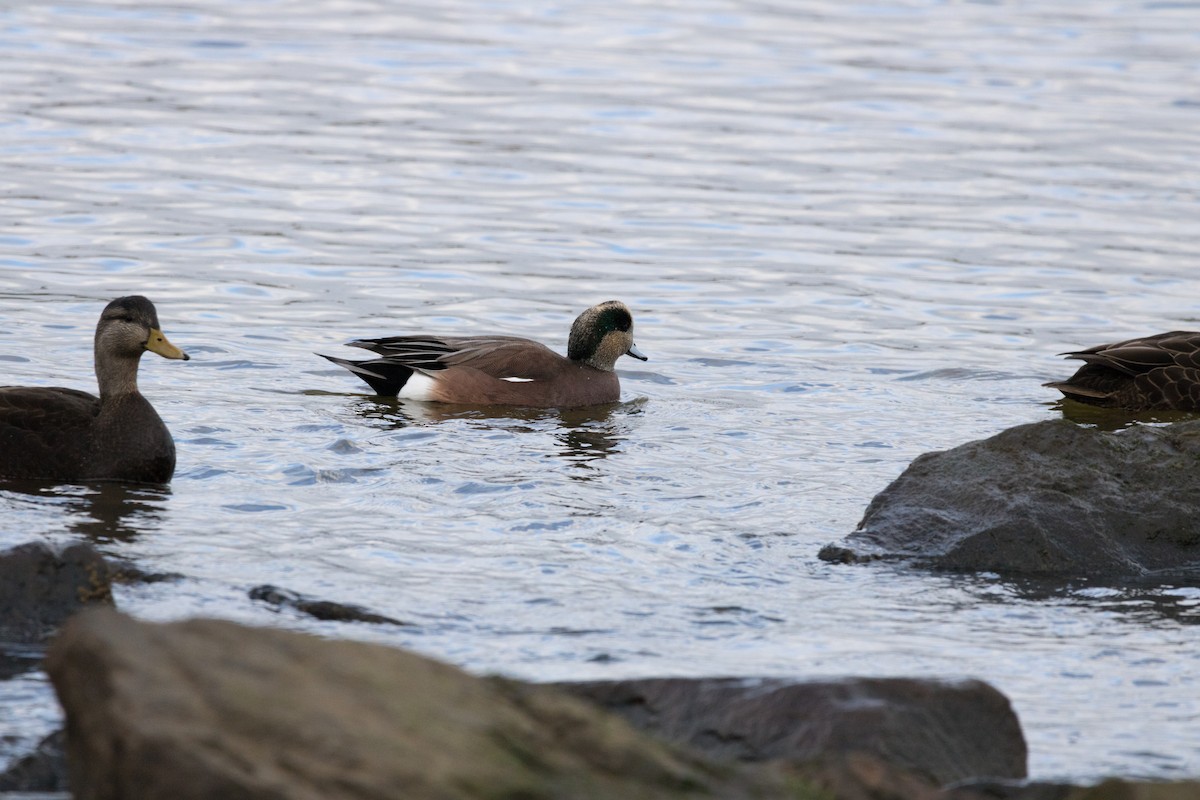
559, 677, 1026, 786
45, 609, 810, 800
38, 610, 1200, 800
1064, 779, 1200, 800
795, 752, 950, 800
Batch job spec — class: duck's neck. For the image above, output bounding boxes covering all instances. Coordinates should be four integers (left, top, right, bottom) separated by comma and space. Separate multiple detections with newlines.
95, 345, 142, 401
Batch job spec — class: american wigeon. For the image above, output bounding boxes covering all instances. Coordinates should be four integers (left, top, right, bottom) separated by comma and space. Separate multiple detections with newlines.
1045, 330, 1200, 410
0, 296, 190, 483
320, 300, 647, 408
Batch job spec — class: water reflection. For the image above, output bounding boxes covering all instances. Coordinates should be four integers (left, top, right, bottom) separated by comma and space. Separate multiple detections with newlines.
0, 481, 170, 543
1052, 400, 1199, 431
555, 423, 620, 469
343, 396, 641, 475
964, 574, 1200, 626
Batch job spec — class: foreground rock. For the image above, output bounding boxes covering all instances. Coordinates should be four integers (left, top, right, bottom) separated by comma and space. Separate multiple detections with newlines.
820, 419, 1200, 579
42, 610, 1200, 800
47, 610, 812, 800
0, 540, 113, 678
1060, 780, 1200, 799
559, 677, 1025, 786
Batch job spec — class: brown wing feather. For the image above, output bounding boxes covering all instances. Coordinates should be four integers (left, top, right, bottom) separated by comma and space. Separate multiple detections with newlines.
1050, 331, 1200, 410
1134, 366, 1200, 410
1065, 331, 1200, 373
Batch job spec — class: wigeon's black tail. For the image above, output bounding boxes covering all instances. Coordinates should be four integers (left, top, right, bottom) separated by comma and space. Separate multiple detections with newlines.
318, 353, 412, 396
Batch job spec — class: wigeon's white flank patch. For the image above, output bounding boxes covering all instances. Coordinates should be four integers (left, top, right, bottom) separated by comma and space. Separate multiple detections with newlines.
501, 377, 534, 383
398, 372, 438, 401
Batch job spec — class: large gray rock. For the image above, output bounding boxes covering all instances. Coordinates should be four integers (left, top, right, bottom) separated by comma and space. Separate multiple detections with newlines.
45, 609, 812, 800
820, 419, 1200, 579
559, 677, 1026, 786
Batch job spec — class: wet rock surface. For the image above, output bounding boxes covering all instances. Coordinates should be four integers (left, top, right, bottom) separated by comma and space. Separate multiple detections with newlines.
558, 676, 1027, 786
820, 419, 1200, 580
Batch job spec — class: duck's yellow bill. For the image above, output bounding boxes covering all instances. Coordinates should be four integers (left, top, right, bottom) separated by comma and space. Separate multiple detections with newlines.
146, 329, 190, 361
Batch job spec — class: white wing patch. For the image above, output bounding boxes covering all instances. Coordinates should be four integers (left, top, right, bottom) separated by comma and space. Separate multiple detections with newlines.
398, 372, 438, 401
501, 377, 535, 383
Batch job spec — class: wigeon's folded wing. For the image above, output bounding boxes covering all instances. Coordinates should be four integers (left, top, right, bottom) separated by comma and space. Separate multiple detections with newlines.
349, 335, 566, 381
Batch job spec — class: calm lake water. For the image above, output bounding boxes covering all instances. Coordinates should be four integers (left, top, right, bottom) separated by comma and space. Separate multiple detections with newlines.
2, 0, 1199, 785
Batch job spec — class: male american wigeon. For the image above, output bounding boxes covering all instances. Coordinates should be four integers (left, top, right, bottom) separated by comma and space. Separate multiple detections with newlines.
1046, 330, 1200, 410
320, 300, 647, 408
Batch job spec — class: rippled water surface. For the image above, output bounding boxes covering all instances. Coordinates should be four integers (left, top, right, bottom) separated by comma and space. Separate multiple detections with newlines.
2, 0, 1200, 784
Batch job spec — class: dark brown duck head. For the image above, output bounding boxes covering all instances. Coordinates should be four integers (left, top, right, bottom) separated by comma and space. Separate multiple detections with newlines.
94, 295, 189, 397
567, 300, 647, 372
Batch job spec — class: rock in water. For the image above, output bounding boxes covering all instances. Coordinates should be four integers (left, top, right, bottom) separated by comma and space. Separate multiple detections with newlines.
0, 541, 113, 643
249, 583, 409, 626
821, 419, 1200, 579
559, 677, 1026, 786
0, 729, 68, 793
46, 609, 809, 800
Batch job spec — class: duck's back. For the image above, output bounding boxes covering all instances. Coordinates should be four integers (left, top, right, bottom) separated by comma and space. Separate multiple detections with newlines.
1048, 331, 1200, 410
0, 387, 175, 483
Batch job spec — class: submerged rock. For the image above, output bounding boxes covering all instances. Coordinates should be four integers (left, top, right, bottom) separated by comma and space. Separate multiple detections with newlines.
559, 676, 1026, 786
820, 419, 1200, 579
249, 583, 409, 625
108, 558, 183, 585
46, 609, 810, 800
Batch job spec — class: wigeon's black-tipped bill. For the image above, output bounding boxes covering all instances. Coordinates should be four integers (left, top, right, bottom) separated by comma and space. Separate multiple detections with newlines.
626, 343, 648, 361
